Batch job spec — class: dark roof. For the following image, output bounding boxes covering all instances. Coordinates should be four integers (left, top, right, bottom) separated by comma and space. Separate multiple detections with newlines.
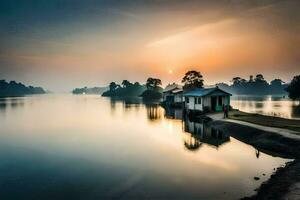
163, 84, 182, 93
183, 87, 231, 97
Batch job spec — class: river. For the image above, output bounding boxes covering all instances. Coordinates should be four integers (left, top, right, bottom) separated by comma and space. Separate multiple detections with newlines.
0, 95, 291, 199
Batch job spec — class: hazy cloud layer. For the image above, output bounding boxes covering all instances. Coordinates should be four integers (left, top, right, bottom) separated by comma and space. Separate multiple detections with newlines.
0, 0, 299, 91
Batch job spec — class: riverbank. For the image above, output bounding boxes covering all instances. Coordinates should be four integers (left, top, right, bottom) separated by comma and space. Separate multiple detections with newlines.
242, 160, 300, 200
229, 110, 300, 133
209, 117, 300, 200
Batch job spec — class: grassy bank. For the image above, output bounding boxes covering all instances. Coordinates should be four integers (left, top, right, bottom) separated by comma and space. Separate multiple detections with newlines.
229, 110, 300, 133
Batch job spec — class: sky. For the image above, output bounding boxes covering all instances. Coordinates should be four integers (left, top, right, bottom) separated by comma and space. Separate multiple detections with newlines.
0, 0, 299, 92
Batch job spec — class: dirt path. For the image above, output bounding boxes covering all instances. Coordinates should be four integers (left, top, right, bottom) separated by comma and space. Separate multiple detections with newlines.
207, 113, 300, 140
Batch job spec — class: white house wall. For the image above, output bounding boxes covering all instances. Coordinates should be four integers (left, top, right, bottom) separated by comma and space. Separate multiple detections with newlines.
185, 97, 203, 111
203, 96, 211, 108
185, 95, 230, 111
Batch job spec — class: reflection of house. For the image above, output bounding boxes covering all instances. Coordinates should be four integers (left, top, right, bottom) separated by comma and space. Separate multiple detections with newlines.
164, 108, 183, 120
184, 87, 231, 112
183, 119, 230, 148
163, 84, 183, 105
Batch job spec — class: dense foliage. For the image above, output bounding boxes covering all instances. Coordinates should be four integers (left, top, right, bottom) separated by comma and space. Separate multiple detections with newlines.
145, 78, 162, 90
182, 70, 204, 90
102, 80, 146, 97
140, 89, 162, 99
140, 77, 163, 99
0, 80, 45, 97
72, 87, 107, 95
285, 75, 300, 100
217, 74, 287, 95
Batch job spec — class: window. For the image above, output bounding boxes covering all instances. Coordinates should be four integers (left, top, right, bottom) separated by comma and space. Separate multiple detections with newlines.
195, 97, 201, 104
218, 96, 222, 105
186, 97, 189, 103
198, 97, 201, 104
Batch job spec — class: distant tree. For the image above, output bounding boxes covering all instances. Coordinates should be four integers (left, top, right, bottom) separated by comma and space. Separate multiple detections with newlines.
270, 79, 284, 87
109, 82, 118, 91
121, 80, 131, 88
133, 82, 140, 87
249, 75, 254, 82
0, 79, 45, 97
182, 70, 204, 90
141, 78, 162, 99
255, 74, 265, 82
231, 77, 242, 85
285, 75, 300, 100
146, 78, 162, 90
240, 78, 247, 84
252, 74, 269, 94
102, 81, 146, 97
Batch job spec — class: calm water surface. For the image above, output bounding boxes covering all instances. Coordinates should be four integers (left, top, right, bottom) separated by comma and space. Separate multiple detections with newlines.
231, 95, 300, 119
0, 95, 290, 200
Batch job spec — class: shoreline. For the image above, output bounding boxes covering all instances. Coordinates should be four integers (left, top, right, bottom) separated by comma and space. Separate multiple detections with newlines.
210, 119, 300, 199
242, 160, 300, 200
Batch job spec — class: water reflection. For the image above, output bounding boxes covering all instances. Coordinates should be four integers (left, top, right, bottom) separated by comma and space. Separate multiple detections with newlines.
0, 98, 8, 111
164, 107, 230, 150
163, 106, 270, 159
291, 105, 300, 119
183, 119, 230, 150
145, 104, 161, 121
0, 97, 24, 113
231, 95, 300, 119
164, 106, 183, 120
255, 149, 260, 159
0, 95, 291, 200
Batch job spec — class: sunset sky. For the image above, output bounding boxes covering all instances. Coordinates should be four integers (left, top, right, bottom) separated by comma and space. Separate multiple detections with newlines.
0, 0, 299, 92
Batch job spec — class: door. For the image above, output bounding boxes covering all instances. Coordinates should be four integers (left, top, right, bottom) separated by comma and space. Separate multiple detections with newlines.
211, 97, 217, 111
166, 95, 174, 103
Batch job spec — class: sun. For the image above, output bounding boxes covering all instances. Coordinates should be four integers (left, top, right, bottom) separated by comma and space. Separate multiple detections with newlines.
168, 69, 173, 74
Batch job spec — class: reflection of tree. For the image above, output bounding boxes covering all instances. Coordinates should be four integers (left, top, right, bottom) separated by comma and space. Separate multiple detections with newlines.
146, 104, 161, 121
110, 97, 143, 114
0, 98, 25, 114
0, 98, 7, 111
291, 104, 300, 119
110, 98, 117, 113
10, 98, 24, 109
183, 133, 202, 151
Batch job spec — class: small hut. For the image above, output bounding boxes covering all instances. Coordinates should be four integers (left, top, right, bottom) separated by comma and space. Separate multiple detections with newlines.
184, 87, 231, 112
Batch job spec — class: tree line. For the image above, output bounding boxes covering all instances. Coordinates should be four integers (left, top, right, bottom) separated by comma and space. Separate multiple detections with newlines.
216, 74, 288, 95
0, 80, 46, 97
101, 71, 300, 101
102, 78, 164, 99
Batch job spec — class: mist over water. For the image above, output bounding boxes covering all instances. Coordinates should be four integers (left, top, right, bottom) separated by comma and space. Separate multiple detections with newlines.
0, 95, 291, 199
231, 95, 300, 119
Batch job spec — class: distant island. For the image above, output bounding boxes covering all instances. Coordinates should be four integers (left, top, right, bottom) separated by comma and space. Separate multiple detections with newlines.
102, 78, 163, 99
72, 86, 108, 95
0, 80, 46, 97
102, 80, 146, 97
